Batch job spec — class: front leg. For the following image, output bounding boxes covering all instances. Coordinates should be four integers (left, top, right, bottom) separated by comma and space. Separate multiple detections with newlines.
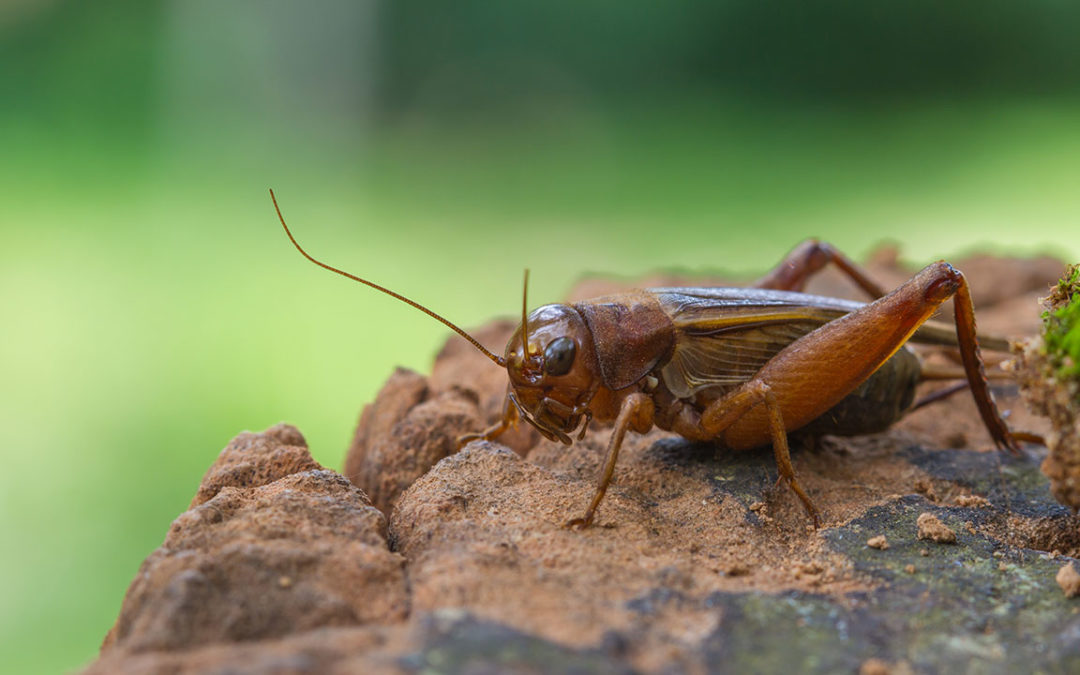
457, 388, 520, 449
567, 392, 654, 529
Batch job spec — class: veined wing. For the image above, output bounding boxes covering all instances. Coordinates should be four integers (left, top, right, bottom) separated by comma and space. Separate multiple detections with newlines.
650, 288, 859, 398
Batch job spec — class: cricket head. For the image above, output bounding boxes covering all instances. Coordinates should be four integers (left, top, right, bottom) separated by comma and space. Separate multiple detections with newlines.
504, 302, 601, 444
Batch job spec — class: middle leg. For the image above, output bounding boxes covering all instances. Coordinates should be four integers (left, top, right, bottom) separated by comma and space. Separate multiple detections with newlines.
567, 392, 654, 529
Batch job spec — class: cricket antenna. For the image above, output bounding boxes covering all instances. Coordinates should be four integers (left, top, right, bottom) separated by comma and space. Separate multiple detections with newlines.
521, 269, 534, 356
270, 189, 507, 368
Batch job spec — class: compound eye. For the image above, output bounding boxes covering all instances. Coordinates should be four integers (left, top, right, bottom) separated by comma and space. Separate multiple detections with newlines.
542, 337, 576, 376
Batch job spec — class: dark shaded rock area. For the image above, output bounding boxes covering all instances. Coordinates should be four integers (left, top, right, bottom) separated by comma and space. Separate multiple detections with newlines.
90, 251, 1080, 674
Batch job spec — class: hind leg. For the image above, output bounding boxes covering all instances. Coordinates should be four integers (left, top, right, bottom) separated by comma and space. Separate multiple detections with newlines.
755, 239, 887, 299
697, 381, 820, 527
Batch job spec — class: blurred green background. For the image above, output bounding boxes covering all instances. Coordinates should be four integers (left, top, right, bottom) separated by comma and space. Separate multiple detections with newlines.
2, 1, 1078, 671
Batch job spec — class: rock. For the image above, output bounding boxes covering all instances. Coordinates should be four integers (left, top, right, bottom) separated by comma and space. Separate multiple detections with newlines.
89, 250, 1080, 674
429, 319, 541, 455
345, 367, 483, 514
189, 423, 319, 508
97, 426, 407, 658
345, 367, 429, 488
344, 321, 540, 515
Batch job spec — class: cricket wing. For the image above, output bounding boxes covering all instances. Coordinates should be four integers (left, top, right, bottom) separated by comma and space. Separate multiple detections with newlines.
650, 288, 856, 399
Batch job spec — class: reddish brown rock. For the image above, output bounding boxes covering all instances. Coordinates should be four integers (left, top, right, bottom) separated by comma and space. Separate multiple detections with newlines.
428, 319, 517, 411
190, 423, 320, 507
346, 367, 429, 482
352, 389, 483, 515
344, 321, 538, 514
389, 438, 875, 672
428, 318, 541, 455
99, 426, 406, 657
345, 369, 484, 514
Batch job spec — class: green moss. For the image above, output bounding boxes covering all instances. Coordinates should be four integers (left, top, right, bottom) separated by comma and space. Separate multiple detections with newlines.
1042, 264, 1080, 382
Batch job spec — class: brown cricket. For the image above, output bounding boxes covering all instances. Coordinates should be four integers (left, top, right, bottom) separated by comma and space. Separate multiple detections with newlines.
271, 190, 1035, 528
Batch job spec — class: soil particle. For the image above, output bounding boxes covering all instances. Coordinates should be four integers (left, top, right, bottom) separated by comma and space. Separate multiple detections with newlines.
859, 658, 915, 675
912, 478, 939, 503
1058, 562, 1080, 598
867, 535, 890, 550
916, 512, 958, 544
954, 494, 990, 508
859, 657, 891, 675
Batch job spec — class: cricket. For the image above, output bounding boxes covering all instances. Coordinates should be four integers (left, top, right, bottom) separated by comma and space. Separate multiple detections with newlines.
271, 189, 1037, 529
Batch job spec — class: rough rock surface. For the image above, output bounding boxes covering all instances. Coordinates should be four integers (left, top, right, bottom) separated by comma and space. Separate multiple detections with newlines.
93, 425, 407, 668
345, 368, 484, 514
90, 251, 1080, 674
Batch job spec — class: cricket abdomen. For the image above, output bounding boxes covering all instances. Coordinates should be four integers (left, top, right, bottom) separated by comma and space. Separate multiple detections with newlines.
796, 346, 921, 437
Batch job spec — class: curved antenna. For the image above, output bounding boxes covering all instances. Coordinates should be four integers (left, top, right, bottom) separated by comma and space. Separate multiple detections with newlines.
270, 189, 506, 368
